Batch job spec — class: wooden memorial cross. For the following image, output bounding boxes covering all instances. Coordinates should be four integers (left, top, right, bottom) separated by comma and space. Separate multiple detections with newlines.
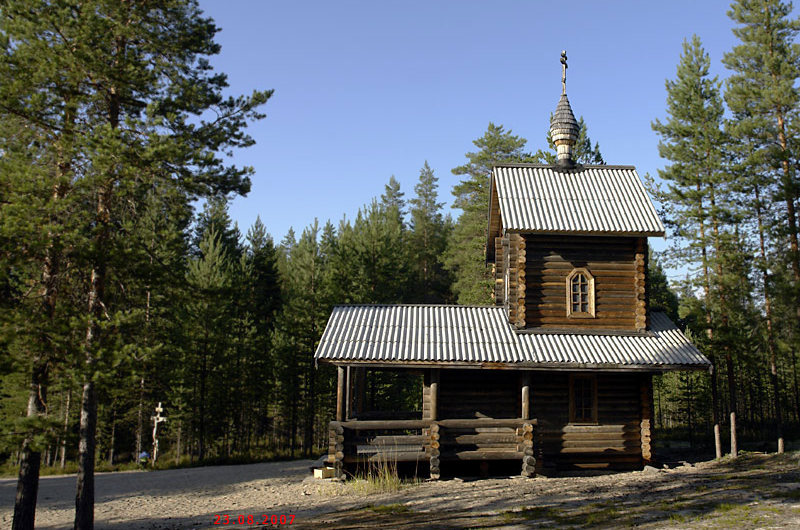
151, 402, 167, 465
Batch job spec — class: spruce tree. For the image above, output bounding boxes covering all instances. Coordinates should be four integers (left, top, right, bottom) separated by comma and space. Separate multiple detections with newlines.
409, 161, 451, 303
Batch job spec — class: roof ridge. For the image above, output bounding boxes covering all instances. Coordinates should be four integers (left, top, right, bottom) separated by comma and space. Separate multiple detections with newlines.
332, 303, 502, 309
491, 163, 637, 170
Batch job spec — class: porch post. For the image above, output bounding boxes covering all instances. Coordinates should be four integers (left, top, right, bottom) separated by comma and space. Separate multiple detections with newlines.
521, 372, 530, 420
345, 366, 351, 420
336, 366, 345, 422
430, 369, 440, 421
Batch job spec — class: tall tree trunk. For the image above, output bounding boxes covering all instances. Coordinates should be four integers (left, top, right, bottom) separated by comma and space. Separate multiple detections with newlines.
754, 184, 784, 452
75, 178, 112, 530
709, 186, 737, 458
13, 168, 67, 529
108, 411, 116, 466
12, 360, 48, 530
61, 388, 71, 469
135, 376, 145, 459
74, 379, 97, 530
698, 190, 722, 459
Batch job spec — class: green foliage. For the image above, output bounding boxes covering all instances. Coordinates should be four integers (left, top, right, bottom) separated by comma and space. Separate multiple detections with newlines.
444, 123, 533, 305
408, 162, 452, 303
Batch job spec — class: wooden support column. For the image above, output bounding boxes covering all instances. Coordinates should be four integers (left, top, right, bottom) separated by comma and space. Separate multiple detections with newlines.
521, 372, 530, 420
329, 422, 344, 480
428, 422, 440, 480
429, 369, 439, 421
345, 366, 351, 421
520, 422, 535, 477
336, 366, 345, 422
640, 374, 653, 466
428, 368, 441, 480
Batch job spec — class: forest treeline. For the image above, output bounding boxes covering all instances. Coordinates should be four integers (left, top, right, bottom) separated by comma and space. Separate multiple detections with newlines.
1, 0, 800, 529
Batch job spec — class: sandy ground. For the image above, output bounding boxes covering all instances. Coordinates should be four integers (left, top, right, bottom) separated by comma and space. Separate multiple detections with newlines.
1, 453, 799, 529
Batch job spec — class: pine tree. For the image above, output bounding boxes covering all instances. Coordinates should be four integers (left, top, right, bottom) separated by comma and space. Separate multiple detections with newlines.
445, 123, 532, 304
651, 35, 729, 459
723, 0, 800, 454
1, 1, 271, 526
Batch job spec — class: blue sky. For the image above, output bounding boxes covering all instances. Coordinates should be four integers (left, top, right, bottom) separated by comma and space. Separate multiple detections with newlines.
198, 0, 742, 279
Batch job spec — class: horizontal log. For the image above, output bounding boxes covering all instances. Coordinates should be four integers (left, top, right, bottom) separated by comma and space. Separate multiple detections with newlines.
557, 441, 641, 450
333, 420, 428, 430
441, 450, 524, 461
443, 433, 519, 444
554, 453, 642, 463
526, 309, 635, 319
540, 432, 640, 442
356, 444, 424, 455
526, 256, 635, 265
544, 424, 639, 434
436, 418, 537, 428
526, 318, 635, 326
343, 451, 428, 463
352, 435, 427, 446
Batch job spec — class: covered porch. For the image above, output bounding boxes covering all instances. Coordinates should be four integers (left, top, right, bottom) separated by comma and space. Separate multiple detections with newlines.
328, 365, 537, 480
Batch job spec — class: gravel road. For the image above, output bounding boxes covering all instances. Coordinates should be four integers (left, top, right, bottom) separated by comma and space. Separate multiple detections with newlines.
2, 453, 799, 529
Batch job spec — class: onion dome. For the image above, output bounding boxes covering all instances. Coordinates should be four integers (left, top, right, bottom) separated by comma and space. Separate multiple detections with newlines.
549, 51, 579, 167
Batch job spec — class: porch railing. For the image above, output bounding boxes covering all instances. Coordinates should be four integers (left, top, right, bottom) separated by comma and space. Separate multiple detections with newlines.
328, 418, 537, 480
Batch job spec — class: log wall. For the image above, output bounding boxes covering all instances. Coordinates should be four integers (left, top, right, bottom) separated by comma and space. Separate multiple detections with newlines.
523, 235, 645, 330
531, 371, 650, 470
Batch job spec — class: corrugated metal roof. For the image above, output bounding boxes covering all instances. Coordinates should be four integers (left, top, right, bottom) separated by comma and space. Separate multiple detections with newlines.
314, 305, 709, 369
490, 165, 665, 236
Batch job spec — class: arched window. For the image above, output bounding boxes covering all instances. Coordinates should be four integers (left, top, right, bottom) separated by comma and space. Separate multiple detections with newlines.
566, 268, 595, 318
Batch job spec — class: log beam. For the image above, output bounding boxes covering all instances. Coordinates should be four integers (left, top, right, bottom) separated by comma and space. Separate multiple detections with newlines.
336, 366, 345, 422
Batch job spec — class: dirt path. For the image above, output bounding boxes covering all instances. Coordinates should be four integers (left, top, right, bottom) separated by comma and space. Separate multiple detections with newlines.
2, 453, 799, 529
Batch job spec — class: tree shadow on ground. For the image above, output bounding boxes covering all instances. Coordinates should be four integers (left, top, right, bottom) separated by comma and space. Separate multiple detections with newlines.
301, 452, 800, 529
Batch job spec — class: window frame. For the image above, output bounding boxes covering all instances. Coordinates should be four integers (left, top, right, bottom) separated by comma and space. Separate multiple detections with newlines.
565, 267, 596, 318
568, 374, 598, 424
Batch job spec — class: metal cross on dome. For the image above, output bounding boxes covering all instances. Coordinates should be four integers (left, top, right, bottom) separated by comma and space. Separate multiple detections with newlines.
561, 50, 568, 95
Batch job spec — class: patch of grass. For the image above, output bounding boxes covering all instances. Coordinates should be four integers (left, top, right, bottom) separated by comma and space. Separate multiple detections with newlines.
366, 503, 411, 515
714, 503, 738, 513
347, 457, 410, 495
584, 504, 620, 526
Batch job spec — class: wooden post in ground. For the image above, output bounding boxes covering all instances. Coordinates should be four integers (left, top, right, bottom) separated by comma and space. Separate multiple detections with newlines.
336, 367, 345, 422
520, 422, 535, 477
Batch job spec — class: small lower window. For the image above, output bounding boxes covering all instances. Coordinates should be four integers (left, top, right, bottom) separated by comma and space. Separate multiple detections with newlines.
569, 375, 597, 423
